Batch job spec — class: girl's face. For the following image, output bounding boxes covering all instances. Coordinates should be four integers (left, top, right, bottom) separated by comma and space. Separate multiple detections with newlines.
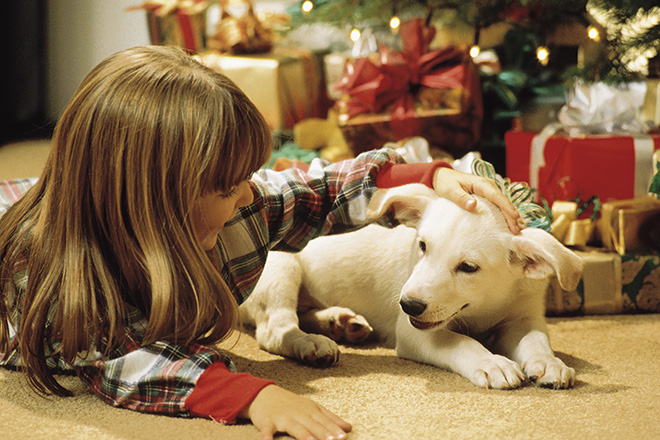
192, 180, 254, 251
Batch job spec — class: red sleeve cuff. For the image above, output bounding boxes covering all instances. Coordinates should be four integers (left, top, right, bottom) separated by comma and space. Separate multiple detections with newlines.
185, 362, 275, 424
376, 160, 452, 189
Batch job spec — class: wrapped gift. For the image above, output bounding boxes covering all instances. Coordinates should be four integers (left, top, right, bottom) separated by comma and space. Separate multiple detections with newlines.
196, 47, 327, 130
598, 197, 660, 255
129, 1, 209, 53
333, 18, 482, 158
505, 129, 660, 205
207, 0, 272, 54
546, 250, 660, 316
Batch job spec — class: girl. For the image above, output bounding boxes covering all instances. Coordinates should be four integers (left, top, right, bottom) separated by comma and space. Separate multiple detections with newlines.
0, 46, 522, 440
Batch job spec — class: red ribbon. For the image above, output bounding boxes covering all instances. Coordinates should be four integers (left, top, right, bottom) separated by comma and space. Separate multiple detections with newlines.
176, 9, 198, 52
335, 18, 467, 139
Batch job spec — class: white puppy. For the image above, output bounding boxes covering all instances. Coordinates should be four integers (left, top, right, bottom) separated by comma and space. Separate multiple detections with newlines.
240, 184, 583, 389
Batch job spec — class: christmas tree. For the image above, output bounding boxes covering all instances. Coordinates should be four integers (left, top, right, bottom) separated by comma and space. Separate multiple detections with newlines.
284, 0, 659, 169
287, 0, 659, 80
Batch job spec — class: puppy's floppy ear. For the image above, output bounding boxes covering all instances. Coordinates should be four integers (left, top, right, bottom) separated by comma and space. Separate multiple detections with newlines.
367, 183, 437, 228
509, 227, 584, 290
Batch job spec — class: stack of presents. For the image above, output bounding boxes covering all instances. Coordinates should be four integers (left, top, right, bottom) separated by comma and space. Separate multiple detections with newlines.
129, 0, 481, 162
133, 0, 660, 317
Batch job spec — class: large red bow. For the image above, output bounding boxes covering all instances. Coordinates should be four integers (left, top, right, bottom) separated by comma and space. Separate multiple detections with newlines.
335, 18, 467, 139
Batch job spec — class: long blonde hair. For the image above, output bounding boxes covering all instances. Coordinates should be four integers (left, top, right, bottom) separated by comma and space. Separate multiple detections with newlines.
0, 46, 272, 396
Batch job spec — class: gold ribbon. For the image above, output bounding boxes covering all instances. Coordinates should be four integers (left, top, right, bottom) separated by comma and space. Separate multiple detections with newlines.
550, 201, 595, 246
599, 197, 660, 255
208, 0, 272, 54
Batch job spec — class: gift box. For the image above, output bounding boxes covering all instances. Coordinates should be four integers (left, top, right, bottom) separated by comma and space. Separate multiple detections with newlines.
333, 18, 482, 158
546, 250, 660, 316
505, 129, 660, 205
598, 197, 660, 255
130, 1, 209, 53
196, 47, 327, 130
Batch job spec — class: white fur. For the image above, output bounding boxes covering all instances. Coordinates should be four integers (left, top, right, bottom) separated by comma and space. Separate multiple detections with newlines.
240, 184, 583, 389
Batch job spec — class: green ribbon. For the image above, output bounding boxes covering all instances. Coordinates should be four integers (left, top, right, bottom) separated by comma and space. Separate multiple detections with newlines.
471, 158, 551, 231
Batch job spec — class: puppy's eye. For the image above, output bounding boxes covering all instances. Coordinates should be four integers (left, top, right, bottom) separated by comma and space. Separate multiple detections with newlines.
457, 262, 479, 273
419, 240, 426, 253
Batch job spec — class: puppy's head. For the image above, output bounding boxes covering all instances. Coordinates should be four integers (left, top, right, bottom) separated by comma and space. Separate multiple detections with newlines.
368, 184, 583, 331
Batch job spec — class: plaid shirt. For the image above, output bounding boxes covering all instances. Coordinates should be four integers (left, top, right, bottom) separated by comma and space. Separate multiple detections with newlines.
0, 148, 403, 417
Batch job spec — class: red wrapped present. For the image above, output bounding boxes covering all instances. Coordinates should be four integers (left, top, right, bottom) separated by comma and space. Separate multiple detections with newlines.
333, 18, 482, 158
505, 128, 660, 205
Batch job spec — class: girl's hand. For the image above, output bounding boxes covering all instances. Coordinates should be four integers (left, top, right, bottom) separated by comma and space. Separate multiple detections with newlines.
433, 167, 524, 235
240, 385, 352, 440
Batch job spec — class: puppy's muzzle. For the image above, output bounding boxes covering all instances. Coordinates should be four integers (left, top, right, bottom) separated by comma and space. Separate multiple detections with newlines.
400, 297, 427, 317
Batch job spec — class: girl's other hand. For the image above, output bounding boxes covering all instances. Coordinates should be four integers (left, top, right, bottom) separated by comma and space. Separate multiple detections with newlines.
240, 385, 352, 440
433, 167, 524, 235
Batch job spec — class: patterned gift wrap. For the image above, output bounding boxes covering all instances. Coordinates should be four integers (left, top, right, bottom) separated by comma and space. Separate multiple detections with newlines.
546, 251, 660, 316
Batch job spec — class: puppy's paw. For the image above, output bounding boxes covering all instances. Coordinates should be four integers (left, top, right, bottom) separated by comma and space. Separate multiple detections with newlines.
293, 333, 341, 368
301, 307, 373, 344
524, 355, 575, 389
333, 310, 373, 344
470, 355, 526, 390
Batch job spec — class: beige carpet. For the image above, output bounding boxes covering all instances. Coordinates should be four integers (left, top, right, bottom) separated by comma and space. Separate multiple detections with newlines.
1, 314, 659, 440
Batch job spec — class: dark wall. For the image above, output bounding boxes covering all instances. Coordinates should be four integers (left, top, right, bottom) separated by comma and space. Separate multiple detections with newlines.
1, 0, 52, 144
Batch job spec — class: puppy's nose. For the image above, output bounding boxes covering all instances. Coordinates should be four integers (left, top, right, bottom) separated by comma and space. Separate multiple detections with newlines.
400, 297, 427, 317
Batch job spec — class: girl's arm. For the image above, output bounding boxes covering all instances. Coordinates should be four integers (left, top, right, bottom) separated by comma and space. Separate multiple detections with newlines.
72, 332, 272, 421
76, 335, 350, 439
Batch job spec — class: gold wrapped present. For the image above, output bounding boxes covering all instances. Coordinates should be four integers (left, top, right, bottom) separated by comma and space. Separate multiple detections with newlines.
546, 250, 622, 315
196, 48, 327, 130
546, 250, 660, 316
598, 197, 660, 255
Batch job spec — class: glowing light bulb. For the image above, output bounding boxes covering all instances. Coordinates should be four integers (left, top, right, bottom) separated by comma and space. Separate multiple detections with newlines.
350, 28, 361, 42
587, 25, 600, 42
301, 0, 313, 13
536, 46, 549, 66
469, 45, 481, 58
389, 16, 401, 30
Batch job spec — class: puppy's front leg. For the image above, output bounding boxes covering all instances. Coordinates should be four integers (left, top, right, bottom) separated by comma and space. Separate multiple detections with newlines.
395, 316, 525, 389
495, 319, 575, 389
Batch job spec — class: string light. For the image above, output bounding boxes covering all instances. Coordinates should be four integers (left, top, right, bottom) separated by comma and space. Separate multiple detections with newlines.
471, 27, 481, 59
587, 25, 600, 42
301, 0, 313, 13
350, 28, 361, 42
389, 16, 401, 30
536, 46, 549, 66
